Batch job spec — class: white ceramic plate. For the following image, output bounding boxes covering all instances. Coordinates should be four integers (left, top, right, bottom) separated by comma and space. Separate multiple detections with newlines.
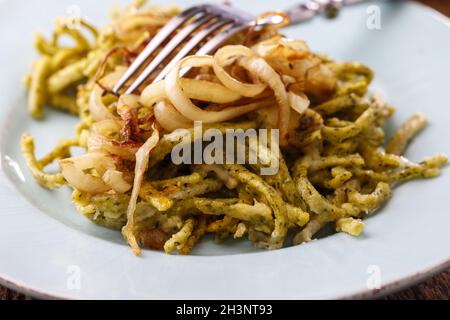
0, 0, 449, 299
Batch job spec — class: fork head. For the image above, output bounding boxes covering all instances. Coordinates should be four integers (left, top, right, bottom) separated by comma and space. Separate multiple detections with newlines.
112, 4, 255, 95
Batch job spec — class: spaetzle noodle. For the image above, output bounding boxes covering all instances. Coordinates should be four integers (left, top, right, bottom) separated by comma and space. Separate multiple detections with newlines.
22, 0, 447, 255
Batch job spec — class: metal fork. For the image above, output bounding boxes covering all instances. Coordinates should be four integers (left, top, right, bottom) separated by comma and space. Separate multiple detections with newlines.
113, 0, 367, 95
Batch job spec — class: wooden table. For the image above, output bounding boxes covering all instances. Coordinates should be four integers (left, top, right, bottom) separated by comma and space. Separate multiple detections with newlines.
1, 0, 449, 300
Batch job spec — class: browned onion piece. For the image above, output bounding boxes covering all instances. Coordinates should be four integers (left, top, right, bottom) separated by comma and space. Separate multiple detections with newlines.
122, 128, 160, 256
165, 55, 262, 122
87, 133, 140, 161
154, 100, 192, 132
239, 56, 290, 144
213, 45, 267, 97
89, 68, 125, 121
59, 152, 115, 194
102, 169, 132, 193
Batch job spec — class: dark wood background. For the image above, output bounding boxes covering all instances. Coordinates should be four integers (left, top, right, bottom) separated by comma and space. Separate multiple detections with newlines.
1, 0, 449, 300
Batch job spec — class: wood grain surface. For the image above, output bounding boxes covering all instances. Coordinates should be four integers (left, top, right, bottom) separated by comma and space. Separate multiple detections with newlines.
1, 0, 449, 300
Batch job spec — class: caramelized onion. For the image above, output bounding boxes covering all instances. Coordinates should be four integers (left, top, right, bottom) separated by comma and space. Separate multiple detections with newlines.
239, 56, 290, 144
165, 55, 261, 122
213, 45, 266, 97
288, 91, 310, 115
89, 68, 125, 121
87, 133, 139, 161
154, 100, 192, 132
102, 169, 132, 193
122, 127, 160, 256
59, 152, 115, 194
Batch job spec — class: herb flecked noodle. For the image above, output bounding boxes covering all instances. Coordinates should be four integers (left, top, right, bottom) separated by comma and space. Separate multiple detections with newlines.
22, 0, 447, 255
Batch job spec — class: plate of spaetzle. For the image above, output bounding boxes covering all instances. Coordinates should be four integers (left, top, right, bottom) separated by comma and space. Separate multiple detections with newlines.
0, 0, 449, 299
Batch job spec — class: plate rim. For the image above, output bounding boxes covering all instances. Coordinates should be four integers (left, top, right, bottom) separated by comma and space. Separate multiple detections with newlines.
1, 257, 449, 300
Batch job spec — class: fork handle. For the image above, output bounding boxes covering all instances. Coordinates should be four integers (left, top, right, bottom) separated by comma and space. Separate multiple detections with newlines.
286, 0, 369, 25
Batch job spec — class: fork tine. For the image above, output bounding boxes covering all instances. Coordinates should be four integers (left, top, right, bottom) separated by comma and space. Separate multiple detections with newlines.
196, 23, 249, 56
112, 6, 206, 94
175, 23, 250, 79
153, 18, 235, 83
125, 12, 218, 94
